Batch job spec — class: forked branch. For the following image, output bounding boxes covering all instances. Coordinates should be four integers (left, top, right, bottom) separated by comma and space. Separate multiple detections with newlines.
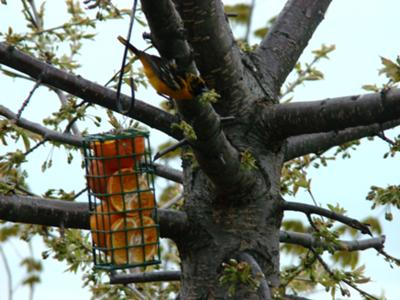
279, 231, 385, 252
0, 104, 183, 183
0, 42, 179, 139
283, 201, 372, 235
285, 119, 400, 161
175, 0, 250, 113
0, 195, 385, 252
259, 88, 400, 140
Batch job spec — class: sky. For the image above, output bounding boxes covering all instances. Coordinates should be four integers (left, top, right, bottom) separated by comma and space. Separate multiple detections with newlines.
1, 0, 400, 299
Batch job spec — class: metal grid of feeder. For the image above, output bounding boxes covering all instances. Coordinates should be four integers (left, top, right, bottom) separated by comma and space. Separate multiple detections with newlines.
83, 128, 161, 270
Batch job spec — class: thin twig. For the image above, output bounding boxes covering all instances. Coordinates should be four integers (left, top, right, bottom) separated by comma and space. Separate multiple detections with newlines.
377, 131, 396, 146
72, 187, 88, 201
283, 201, 372, 236
280, 56, 319, 100
16, 79, 42, 120
307, 214, 378, 299
27, 0, 42, 29
306, 213, 319, 232
244, 0, 256, 43
125, 284, 146, 300
116, 0, 138, 114
0, 245, 13, 300
23, 139, 47, 157
21, 0, 38, 29
14, 185, 37, 197
281, 251, 315, 288
27, 240, 35, 300
306, 188, 318, 207
311, 249, 379, 300
153, 139, 188, 161
376, 247, 400, 265
54, 89, 82, 137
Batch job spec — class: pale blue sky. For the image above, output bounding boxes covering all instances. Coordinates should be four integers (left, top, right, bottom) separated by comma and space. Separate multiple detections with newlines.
1, 1, 399, 299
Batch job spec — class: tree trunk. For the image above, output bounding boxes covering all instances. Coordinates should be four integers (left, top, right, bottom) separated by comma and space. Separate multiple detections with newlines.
176, 138, 284, 299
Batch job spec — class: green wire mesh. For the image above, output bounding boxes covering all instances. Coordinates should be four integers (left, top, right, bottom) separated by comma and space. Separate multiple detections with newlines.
83, 129, 161, 270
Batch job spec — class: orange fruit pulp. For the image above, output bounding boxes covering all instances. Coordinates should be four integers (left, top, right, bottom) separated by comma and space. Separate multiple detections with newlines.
110, 216, 158, 265
107, 168, 155, 216
90, 203, 122, 248
91, 137, 145, 174
86, 160, 113, 201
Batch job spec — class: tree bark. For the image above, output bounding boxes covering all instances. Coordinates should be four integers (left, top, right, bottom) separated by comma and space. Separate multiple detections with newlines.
0, 0, 396, 299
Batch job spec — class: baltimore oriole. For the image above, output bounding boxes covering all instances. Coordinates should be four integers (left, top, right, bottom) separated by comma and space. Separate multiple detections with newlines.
117, 36, 207, 100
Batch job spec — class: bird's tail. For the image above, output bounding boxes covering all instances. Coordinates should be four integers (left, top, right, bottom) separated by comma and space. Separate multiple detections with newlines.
117, 35, 140, 55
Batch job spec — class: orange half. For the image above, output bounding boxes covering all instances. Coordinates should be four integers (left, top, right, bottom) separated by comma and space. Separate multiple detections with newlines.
107, 168, 155, 215
91, 137, 145, 173
90, 203, 122, 248
110, 216, 158, 265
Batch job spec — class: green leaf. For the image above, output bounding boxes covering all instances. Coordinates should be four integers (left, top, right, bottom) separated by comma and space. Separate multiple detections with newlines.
312, 44, 336, 59
362, 216, 382, 235
333, 251, 359, 269
379, 56, 400, 82
253, 27, 268, 38
362, 84, 379, 92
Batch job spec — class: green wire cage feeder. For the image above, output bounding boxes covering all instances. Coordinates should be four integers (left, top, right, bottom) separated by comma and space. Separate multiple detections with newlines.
83, 128, 161, 270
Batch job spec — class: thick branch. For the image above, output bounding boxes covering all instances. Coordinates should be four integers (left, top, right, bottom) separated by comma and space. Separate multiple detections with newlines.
0, 194, 89, 229
0, 194, 384, 252
175, 0, 251, 114
285, 119, 400, 160
0, 195, 188, 240
283, 201, 371, 235
254, 0, 332, 95
157, 208, 189, 240
153, 163, 183, 183
110, 270, 181, 284
0, 42, 179, 139
140, 1, 255, 195
259, 89, 400, 140
0, 195, 385, 252
279, 231, 385, 251
140, 0, 193, 71
139, 0, 242, 191
0, 104, 183, 183
176, 100, 254, 195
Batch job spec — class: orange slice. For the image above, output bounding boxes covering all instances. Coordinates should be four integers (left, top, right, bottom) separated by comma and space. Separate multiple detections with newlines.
90, 203, 122, 248
107, 168, 155, 215
87, 160, 113, 201
110, 216, 158, 265
91, 137, 145, 174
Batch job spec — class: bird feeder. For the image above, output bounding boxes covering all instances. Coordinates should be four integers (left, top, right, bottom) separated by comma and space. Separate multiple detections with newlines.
83, 129, 161, 270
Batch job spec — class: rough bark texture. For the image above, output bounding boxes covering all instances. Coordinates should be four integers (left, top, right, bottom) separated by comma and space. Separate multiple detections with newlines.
255, 0, 332, 97
1, 0, 399, 299
138, 1, 284, 298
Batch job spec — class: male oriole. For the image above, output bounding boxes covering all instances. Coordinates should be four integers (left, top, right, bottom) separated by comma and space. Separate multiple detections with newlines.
118, 36, 207, 100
